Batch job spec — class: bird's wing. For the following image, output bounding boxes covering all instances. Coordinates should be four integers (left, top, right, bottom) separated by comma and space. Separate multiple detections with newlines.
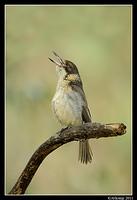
70, 81, 92, 123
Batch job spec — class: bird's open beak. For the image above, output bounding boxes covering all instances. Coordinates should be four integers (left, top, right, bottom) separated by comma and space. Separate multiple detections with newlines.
48, 51, 65, 67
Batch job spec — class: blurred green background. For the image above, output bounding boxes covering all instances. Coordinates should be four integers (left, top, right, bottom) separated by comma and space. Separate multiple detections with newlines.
6, 5, 131, 195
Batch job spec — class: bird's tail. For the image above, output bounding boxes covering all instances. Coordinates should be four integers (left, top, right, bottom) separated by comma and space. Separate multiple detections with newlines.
78, 139, 93, 164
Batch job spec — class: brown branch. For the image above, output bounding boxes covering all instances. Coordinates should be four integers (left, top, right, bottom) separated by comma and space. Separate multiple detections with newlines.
8, 122, 126, 195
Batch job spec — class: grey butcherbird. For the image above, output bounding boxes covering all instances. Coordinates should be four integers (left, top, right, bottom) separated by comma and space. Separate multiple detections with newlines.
49, 51, 93, 164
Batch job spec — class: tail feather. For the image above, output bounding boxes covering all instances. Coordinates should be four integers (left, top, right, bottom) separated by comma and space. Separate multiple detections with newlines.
78, 140, 93, 164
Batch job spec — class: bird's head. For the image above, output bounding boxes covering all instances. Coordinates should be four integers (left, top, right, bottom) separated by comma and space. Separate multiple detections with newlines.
49, 51, 81, 82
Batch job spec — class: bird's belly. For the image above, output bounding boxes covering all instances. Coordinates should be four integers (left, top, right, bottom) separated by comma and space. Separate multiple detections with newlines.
52, 90, 83, 126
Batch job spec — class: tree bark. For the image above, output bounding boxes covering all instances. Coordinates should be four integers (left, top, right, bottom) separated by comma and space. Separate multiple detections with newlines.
8, 122, 126, 195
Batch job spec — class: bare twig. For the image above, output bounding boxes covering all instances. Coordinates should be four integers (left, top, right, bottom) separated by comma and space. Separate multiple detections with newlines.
8, 122, 126, 195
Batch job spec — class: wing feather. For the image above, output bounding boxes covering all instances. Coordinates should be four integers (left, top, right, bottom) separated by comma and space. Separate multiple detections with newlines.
70, 81, 91, 123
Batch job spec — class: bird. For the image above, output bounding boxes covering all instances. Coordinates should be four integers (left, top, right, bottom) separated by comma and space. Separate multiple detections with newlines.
48, 51, 93, 164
